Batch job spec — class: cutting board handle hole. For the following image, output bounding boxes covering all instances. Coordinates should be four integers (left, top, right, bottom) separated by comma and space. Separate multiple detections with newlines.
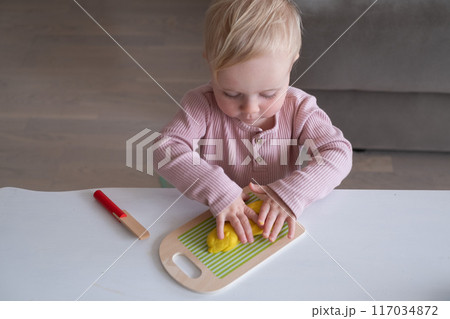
172, 253, 202, 279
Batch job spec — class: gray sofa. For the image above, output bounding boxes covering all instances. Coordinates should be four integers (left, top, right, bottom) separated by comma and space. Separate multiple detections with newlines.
293, 0, 450, 151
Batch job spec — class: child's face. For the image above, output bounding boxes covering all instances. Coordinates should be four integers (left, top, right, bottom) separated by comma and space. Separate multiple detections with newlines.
211, 51, 296, 128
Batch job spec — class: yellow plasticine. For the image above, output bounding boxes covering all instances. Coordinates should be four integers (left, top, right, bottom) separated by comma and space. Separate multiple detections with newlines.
207, 200, 264, 254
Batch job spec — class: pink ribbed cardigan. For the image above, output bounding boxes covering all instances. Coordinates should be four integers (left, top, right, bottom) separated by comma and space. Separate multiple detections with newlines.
153, 83, 352, 218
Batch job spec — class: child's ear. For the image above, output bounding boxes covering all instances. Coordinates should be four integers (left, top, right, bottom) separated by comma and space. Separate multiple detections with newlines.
202, 51, 208, 61
290, 53, 300, 72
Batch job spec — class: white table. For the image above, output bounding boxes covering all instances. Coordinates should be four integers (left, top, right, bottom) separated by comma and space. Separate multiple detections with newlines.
0, 187, 449, 301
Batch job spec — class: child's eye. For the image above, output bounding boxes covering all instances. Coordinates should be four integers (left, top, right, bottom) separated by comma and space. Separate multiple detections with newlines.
261, 93, 276, 99
224, 92, 240, 99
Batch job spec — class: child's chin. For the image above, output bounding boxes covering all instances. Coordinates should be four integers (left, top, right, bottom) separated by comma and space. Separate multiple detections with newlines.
241, 118, 259, 125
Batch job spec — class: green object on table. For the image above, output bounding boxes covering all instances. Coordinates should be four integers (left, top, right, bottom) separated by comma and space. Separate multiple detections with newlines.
177, 193, 289, 278
158, 175, 174, 188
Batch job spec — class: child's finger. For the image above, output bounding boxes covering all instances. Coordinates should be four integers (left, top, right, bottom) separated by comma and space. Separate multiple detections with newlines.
238, 213, 254, 243
269, 215, 285, 242
249, 182, 265, 194
262, 208, 277, 239
287, 217, 296, 239
216, 214, 225, 240
257, 201, 270, 226
244, 206, 259, 224
229, 216, 247, 244
241, 190, 250, 202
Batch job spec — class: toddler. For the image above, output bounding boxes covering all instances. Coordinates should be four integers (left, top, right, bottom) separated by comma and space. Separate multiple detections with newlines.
153, 0, 352, 245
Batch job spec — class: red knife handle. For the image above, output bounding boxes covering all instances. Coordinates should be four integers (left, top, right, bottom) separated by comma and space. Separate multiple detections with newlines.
94, 190, 127, 219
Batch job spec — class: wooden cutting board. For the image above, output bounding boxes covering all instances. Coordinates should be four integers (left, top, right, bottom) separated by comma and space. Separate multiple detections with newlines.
159, 193, 305, 293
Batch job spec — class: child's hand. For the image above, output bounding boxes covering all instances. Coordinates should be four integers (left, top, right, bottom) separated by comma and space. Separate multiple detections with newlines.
248, 182, 296, 241
216, 193, 259, 244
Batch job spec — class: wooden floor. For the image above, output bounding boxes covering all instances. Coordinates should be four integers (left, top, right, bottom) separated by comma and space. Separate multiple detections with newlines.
1, 0, 450, 192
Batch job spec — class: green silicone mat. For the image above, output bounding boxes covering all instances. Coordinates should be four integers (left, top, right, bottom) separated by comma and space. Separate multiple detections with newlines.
178, 193, 289, 279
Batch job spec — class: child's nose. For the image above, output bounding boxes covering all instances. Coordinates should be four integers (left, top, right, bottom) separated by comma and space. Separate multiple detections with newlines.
241, 96, 259, 113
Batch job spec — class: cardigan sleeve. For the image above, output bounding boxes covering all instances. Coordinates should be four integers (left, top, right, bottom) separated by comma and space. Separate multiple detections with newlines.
267, 95, 353, 218
151, 89, 242, 216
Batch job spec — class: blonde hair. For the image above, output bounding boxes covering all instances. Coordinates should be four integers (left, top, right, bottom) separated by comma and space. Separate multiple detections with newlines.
204, 0, 302, 80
